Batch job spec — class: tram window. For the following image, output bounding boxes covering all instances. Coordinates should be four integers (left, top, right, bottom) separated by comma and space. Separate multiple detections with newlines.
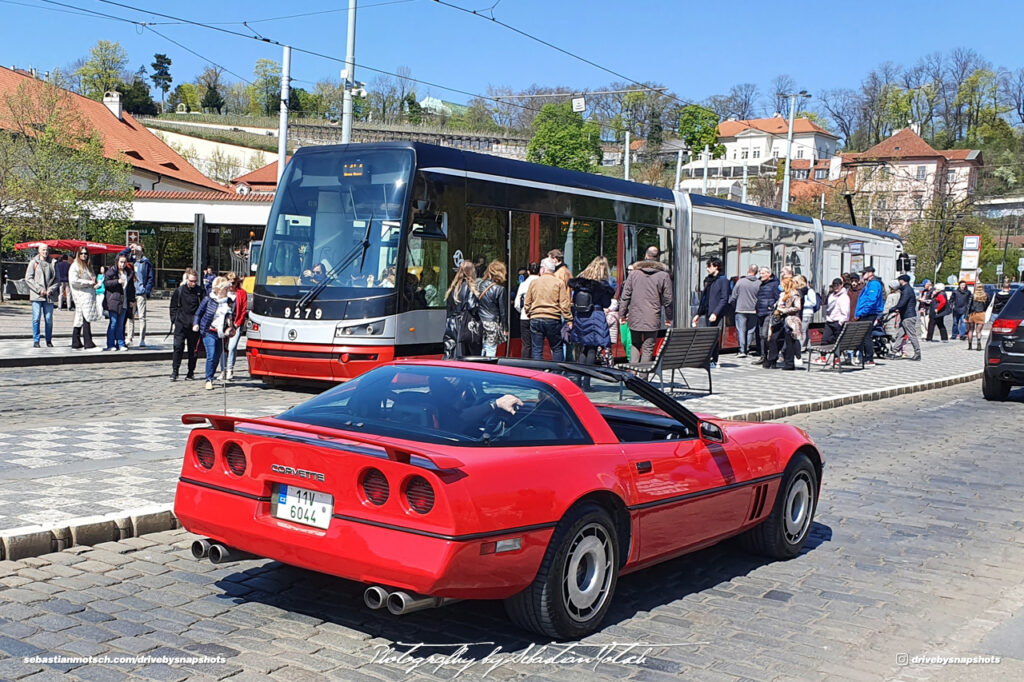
403, 236, 448, 310
601, 222, 622, 289
538, 214, 564, 266
740, 240, 773, 276
637, 226, 672, 269
466, 207, 508, 277
569, 218, 600, 277
787, 247, 810, 278
694, 233, 726, 303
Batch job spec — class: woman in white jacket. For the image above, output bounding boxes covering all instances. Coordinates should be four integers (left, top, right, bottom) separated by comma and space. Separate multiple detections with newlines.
68, 247, 101, 349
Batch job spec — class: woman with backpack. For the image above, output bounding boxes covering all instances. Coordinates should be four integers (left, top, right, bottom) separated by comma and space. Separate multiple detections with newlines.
966, 283, 990, 350
568, 256, 616, 370
926, 282, 950, 342
443, 261, 482, 359
475, 260, 508, 357
194, 276, 236, 390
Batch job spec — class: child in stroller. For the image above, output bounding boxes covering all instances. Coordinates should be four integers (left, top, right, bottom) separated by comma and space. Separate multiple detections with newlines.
872, 311, 899, 359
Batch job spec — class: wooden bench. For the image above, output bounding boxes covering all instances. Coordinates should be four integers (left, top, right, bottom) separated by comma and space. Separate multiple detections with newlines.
616, 327, 721, 394
805, 320, 874, 373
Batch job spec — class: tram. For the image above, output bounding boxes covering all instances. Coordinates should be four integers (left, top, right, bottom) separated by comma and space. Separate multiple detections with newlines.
245, 141, 903, 384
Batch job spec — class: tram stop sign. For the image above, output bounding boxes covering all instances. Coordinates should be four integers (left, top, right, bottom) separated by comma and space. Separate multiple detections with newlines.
571, 97, 586, 113
1019, 257, 1024, 273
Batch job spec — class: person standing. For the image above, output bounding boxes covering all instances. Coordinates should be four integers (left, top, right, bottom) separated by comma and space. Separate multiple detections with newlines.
548, 249, 572, 287
568, 256, 615, 369
25, 244, 57, 348
195, 277, 236, 390
103, 254, 135, 351
620, 253, 672, 363
514, 263, 540, 359
916, 280, 934, 338
926, 282, 950, 342
68, 247, 100, 350
766, 277, 802, 370
475, 260, 508, 358
854, 266, 885, 366
443, 260, 482, 359
225, 272, 247, 380
890, 275, 920, 361
754, 267, 780, 361
729, 264, 760, 358
525, 258, 572, 361
202, 266, 215, 296
966, 283, 990, 351
121, 243, 155, 347
794, 275, 817, 355
991, 277, 1013, 317
692, 257, 729, 367
949, 280, 971, 341
55, 254, 72, 311
883, 280, 901, 341
169, 268, 205, 381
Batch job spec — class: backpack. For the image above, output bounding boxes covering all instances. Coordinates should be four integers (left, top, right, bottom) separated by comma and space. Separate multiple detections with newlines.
572, 288, 593, 317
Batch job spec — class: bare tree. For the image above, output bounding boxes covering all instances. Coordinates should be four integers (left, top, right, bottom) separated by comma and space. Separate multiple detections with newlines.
769, 74, 796, 115
1000, 67, 1024, 127
728, 83, 759, 119
819, 88, 860, 147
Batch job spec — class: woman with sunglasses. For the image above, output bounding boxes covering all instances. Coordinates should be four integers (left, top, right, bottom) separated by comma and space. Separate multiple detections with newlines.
68, 248, 100, 349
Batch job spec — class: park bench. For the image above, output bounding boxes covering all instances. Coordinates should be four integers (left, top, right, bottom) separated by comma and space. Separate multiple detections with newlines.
616, 326, 721, 394
805, 319, 874, 373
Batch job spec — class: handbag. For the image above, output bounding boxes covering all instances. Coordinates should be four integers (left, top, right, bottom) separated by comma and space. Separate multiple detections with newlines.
784, 315, 802, 340
458, 308, 482, 347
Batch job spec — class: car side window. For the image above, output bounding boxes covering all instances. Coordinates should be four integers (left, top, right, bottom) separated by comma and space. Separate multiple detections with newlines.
580, 376, 695, 443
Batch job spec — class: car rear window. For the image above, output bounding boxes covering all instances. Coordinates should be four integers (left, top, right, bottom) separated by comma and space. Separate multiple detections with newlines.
998, 290, 1024, 318
278, 365, 591, 447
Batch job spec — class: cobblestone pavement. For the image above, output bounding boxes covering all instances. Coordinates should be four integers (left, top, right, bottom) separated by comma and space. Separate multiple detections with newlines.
0, 382, 1022, 681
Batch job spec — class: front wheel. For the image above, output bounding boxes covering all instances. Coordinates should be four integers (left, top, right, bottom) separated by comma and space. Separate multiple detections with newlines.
982, 373, 1010, 401
505, 503, 619, 640
741, 454, 818, 559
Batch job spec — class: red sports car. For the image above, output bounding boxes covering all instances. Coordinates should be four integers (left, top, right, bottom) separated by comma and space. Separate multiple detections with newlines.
175, 359, 823, 639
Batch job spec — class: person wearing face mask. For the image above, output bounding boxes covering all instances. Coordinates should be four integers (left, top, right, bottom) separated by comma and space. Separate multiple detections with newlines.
169, 268, 205, 381
102, 254, 135, 351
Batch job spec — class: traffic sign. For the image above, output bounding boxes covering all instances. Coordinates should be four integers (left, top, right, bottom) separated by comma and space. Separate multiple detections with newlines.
963, 234, 981, 251
571, 97, 586, 113
1018, 257, 1024, 273
997, 264, 1004, 276
125, 229, 139, 246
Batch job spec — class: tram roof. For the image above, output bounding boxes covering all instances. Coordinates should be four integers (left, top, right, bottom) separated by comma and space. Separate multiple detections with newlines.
820, 219, 901, 241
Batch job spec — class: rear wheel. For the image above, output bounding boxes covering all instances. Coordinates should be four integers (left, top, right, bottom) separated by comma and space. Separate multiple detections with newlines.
741, 454, 817, 559
505, 503, 618, 640
982, 373, 1011, 401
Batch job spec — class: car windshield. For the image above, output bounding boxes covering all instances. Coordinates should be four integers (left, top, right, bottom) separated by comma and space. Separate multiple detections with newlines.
277, 365, 590, 447
258, 149, 413, 293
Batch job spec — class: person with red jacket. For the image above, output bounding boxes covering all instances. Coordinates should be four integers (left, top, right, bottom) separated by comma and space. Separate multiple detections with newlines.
225, 272, 248, 381
926, 282, 950, 342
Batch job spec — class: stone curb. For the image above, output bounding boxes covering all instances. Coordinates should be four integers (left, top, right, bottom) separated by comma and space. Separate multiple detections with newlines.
716, 369, 983, 422
0, 505, 177, 561
0, 349, 175, 369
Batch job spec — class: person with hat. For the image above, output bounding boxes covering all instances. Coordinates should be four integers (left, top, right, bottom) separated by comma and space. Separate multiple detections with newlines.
889, 274, 920, 360
916, 280, 934, 337
926, 282, 950, 342
854, 266, 885, 366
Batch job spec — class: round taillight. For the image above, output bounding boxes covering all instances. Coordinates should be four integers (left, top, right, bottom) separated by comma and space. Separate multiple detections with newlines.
195, 437, 215, 469
405, 476, 434, 514
225, 442, 246, 476
362, 469, 389, 505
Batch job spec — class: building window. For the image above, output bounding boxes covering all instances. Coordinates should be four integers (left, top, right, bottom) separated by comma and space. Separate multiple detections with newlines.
914, 196, 924, 211
814, 169, 827, 180
797, 148, 804, 159
752, 149, 760, 159
878, 196, 887, 210
793, 170, 809, 180
916, 165, 926, 180
947, 169, 956, 185
741, 148, 749, 159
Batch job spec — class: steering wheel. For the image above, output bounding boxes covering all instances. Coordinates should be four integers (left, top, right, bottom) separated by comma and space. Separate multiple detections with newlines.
481, 407, 511, 441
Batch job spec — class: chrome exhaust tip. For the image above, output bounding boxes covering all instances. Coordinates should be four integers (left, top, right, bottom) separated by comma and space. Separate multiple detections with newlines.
363, 586, 390, 610
190, 539, 212, 560
386, 590, 458, 616
207, 543, 256, 565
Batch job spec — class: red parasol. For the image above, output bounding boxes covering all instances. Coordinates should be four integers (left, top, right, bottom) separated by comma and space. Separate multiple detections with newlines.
14, 239, 128, 255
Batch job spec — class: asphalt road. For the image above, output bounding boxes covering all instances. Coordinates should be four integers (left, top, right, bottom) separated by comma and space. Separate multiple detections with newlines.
1, 381, 1023, 681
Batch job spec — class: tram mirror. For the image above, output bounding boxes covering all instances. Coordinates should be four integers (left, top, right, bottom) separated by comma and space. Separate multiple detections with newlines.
412, 211, 448, 239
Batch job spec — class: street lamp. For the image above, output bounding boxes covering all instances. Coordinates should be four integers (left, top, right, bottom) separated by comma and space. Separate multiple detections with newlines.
780, 90, 812, 213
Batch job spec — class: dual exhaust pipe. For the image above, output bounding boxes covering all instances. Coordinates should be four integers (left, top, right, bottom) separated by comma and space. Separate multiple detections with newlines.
191, 538, 255, 565
364, 585, 458, 616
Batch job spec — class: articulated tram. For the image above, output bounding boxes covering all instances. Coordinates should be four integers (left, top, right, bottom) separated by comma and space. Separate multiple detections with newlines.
245, 141, 903, 384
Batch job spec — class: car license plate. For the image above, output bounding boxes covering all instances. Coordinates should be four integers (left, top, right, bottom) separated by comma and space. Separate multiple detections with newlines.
272, 484, 333, 530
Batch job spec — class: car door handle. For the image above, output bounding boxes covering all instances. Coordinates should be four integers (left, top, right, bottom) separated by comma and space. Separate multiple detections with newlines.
636, 461, 652, 474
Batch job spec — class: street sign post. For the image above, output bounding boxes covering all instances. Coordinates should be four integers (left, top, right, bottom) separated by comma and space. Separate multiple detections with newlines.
571, 97, 586, 113
125, 229, 139, 246
1018, 257, 1024, 273
997, 264, 1004, 276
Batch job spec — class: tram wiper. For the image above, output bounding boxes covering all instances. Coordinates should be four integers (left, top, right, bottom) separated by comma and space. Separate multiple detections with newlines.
295, 217, 373, 310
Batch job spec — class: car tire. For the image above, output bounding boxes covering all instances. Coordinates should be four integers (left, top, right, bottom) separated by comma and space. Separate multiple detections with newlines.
505, 502, 619, 640
741, 453, 817, 560
982, 373, 1010, 401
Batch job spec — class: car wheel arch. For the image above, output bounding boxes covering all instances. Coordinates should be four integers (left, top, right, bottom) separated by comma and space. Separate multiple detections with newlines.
562, 490, 632, 568
792, 445, 823, 492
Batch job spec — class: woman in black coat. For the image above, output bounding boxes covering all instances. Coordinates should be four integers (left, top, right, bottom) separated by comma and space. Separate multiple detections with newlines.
569, 256, 615, 369
103, 254, 135, 351
443, 260, 482, 359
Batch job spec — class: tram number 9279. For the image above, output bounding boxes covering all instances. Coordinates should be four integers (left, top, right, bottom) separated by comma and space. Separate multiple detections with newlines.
283, 307, 323, 320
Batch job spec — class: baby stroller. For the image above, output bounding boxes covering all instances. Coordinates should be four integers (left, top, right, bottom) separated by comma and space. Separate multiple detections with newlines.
872, 312, 898, 359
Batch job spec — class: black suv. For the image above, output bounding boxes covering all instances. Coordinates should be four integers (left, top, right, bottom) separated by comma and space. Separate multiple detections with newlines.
984, 289, 1024, 400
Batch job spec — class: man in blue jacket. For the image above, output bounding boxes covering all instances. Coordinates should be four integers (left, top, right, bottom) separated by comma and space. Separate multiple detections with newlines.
692, 257, 730, 367
120, 243, 156, 347
854, 266, 885, 366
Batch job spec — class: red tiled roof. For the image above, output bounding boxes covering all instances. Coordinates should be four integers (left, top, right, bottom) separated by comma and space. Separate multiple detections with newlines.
231, 157, 290, 187
790, 159, 831, 170
0, 66, 225, 192
718, 117, 838, 139
133, 190, 274, 202
852, 128, 981, 165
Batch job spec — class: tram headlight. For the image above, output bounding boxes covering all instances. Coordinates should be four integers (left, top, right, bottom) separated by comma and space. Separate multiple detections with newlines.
335, 323, 385, 337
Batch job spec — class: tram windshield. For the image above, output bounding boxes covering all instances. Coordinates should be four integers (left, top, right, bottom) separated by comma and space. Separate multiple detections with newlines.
257, 149, 413, 293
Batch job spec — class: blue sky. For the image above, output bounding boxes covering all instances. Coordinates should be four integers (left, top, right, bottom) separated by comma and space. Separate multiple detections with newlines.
4, 0, 1024, 111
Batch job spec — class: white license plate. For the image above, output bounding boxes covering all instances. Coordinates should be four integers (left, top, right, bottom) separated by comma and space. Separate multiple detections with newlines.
272, 485, 333, 530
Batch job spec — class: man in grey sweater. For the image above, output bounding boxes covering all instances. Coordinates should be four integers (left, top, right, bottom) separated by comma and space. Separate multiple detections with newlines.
729, 264, 761, 357
25, 244, 58, 347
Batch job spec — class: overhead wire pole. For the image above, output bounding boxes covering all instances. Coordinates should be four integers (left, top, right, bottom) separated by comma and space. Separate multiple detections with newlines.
781, 90, 811, 212
277, 45, 291, 184
624, 132, 631, 181
341, 0, 358, 144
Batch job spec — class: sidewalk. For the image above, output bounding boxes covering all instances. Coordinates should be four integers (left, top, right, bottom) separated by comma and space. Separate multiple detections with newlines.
0, 339, 985, 560
0, 299, 172, 339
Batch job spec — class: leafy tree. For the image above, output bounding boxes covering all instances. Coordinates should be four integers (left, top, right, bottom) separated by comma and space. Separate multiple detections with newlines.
677, 105, 724, 159
170, 83, 200, 113
405, 93, 424, 125
201, 83, 225, 114
76, 40, 129, 100
116, 76, 158, 116
250, 59, 281, 116
150, 54, 172, 112
526, 102, 601, 173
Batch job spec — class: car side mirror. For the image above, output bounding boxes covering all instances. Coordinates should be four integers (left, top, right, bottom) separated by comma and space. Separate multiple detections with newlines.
699, 421, 724, 443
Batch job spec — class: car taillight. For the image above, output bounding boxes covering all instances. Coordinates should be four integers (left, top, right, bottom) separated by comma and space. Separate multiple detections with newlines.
405, 476, 435, 514
225, 442, 246, 476
362, 469, 389, 505
195, 437, 215, 469
991, 318, 1022, 334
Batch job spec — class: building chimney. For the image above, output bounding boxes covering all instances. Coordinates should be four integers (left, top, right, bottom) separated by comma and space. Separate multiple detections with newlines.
909, 121, 921, 135
103, 91, 122, 120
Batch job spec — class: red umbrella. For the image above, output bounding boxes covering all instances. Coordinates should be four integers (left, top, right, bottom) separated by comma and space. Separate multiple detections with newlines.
14, 239, 127, 255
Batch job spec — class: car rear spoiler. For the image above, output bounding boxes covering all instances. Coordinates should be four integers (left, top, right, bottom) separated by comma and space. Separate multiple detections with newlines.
181, 413, 465, 470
